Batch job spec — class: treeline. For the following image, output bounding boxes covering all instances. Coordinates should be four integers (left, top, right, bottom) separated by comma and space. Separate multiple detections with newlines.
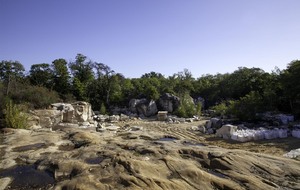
0, 53, 300, 121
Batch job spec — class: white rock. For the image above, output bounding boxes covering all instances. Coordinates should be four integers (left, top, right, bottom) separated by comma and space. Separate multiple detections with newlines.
284, 148, 300, 158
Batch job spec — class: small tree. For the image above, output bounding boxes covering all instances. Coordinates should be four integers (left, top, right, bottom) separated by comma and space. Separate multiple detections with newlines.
4, 100, 29, 129
100, 103, 107, 115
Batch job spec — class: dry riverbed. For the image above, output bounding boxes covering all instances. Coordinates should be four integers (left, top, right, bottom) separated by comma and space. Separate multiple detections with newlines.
0, 120, 300, 190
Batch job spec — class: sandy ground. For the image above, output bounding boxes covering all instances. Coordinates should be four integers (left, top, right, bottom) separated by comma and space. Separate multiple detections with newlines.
0, 119, 300, 190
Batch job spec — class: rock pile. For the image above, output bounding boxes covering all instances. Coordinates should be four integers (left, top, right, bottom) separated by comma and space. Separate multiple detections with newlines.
217, 126, 300, 142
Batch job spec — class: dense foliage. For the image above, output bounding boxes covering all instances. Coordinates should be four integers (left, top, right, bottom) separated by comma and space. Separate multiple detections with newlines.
0, 56, 299, 126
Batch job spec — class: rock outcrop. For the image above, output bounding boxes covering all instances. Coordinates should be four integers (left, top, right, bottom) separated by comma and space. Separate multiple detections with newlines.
158, 93, 180, 113
28, 101, 94, 129
129, 99, 158, 117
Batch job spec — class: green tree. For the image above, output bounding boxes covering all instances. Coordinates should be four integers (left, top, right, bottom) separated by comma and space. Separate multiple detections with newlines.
280, 60, 300, 115
52, 58, 71, 98
4, 100, 29, 129
69, 54, 95, 101
0, 60, 25, 95
29, 63, 54, 89
174, 69, 194, 95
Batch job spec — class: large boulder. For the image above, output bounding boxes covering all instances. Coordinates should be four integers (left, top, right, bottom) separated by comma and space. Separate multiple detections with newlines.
31, 109, 62, 128
158, 93, 180, 113
216, 124, 238, 139
71, 101, 93, 123
129, 99, 158, 117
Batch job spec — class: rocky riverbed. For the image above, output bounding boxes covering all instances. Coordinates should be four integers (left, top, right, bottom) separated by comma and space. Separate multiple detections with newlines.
1, 120, 300, 190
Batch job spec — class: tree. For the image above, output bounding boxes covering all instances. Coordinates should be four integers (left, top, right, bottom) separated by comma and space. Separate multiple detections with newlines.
29, 63, 54, 89
280, 60, 300, 115
0, 60, 25, 95
52, 58, 71, 99
93, 62, 115, 106
173, 69, 194, 95
69, 54, 95, 101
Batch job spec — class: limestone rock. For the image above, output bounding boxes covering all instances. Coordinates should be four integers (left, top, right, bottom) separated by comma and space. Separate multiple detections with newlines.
284, 148, 300, 159
216, 124, 238, 139
71, 101, 93, 123
32, 109, 62, 128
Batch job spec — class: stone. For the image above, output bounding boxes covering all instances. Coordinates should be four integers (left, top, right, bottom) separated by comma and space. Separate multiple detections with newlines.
0, 177, 12, 190
129, 99, 158, 117
216, 124, 237, 139
198, 126, 206, 133
130, 126, 143, 131
158, 93, 180, 113
275, 114, 294, 125
207, 128, 214, 134
292, 129, 300, 138
186, 118, 194, 123
120, 114, 129, 121
105, 125, 120, 131
71, 101, 93, 123
210, 118, 222, 129
206, 121, 212, 128
109, 115, 120, 123
27, 114, 40, 129
157, 111, 168, 121
190, 126, 199, 131
32, 109, 62, 128
284, 148, 300, 159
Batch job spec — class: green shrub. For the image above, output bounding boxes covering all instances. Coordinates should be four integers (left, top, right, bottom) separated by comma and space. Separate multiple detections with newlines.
4, 100, 29, 129
211, 102, 228, 117
211, 91, 264, 121
100, 103, 107, 115
175, 93, 197, 118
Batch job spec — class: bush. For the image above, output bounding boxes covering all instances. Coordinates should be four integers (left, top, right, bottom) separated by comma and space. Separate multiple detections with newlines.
100, 103, 107, 115
211, 91, 264, 121
211, 102, 228, 117
4, 100, 29, 129
175, 93, 197, 118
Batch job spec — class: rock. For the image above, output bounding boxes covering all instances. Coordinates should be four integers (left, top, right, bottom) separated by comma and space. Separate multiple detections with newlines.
190, 126, 199, 131
284, 148, 300, 159
198, 126, 206, 133
71, 101, 93, 123
129, 99, 158, 117
158, 93, 180, 113
32, 109, 62, 128
105, 125, 120, 131
0, 177, 12, 190
210, 118, 222, 129
206, 120, 212, 128
157, 111, 168, 121
130, 126, 143, 131
120, 114, 129, 121
275, 114, 294, 125
216, 124, 238, 139
109, 115, 120, 123
207, 128, 214, 134
96, 127, 106, 132
186, 118, 194, 123
292, 129, 300, 138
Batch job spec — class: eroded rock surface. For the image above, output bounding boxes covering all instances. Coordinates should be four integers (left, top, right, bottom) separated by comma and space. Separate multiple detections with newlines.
1, 121, 300, 190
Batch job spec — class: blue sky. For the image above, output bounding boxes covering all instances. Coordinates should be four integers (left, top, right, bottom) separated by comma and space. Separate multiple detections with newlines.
1, 0, 300, 78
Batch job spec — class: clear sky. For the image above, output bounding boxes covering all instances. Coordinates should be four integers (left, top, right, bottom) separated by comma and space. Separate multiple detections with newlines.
1, 0, 300, 78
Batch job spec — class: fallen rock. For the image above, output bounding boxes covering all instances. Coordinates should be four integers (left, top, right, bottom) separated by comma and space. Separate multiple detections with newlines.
216, 124, 238, 139
284, 148, 300, 159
